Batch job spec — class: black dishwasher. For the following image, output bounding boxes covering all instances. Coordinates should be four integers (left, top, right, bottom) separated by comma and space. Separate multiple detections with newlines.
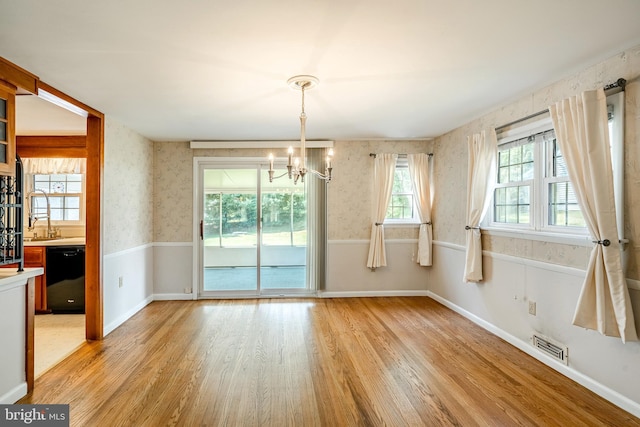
46, 246, 85, 314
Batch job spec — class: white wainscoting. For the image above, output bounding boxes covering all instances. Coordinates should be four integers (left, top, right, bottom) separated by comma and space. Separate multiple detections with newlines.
429, 241, 640, 417
153, 242, 194, 300
325, 239, 430, 294
103, 244, 155, 336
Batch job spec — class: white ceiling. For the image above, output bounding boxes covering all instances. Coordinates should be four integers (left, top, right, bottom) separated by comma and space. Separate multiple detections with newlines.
2, 0, 640, 142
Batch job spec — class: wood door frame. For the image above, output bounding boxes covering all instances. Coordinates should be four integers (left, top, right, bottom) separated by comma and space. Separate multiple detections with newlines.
1, 57, 104, 390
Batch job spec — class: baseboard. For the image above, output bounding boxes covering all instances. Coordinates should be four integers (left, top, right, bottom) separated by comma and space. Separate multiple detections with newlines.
318, 290, 430, 298
104, 295, 154, 336
427, 291, 640, 418
0, 382, 27, 404
153, 293, 195, 301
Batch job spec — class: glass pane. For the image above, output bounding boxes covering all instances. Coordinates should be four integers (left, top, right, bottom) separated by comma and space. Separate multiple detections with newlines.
567, 208, 586, 227
0, 143, 5, 163
499, 150, 510, 167
50, 209, 64, 221
203, 193, 221, 244
67, 174, 83, 181
393, 168, 413, 193
34, 182, 50, 192
498, 167, 509, 184
292, 193, 307, 246
220, 193, 257, 247
495, 188, 505, 204
66, 197, 80, 208
49, 197, 63, 208
522, 162, 534, 180
509, 146, 522, 163
518, 205, 530, 224
518, 186, 529, 204
262, 192, 292, 246
66, 181, 83, 193
509, 165, 521, 182
506, 187, 518, 205
495, 205, 506, 222
0, 122, 5, 141
505, 205, 518, 223
522, 143, 534, 162
0, 98, 6, 118
65, 209, 80, 221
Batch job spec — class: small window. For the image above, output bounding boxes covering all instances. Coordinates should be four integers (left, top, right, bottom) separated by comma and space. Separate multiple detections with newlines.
385, 162, 419, 224
29, 173, 85, 223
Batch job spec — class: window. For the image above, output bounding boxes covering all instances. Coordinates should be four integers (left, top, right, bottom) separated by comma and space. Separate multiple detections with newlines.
30, 173, 84, 223
385, 161, 419, 224
488, 92, 623, 239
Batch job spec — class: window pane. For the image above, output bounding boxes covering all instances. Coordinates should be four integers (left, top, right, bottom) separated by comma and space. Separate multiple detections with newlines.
387, 194, 413, 219
518, 205, 530, 224
518, 186, 529, 204
499, 150, 510, 167
548, 182, 585, 227
0, 143, 5, 163
509, 146, 522, 163
66, 181, 82, 193
204, 193, 221, 244
0, 122, 5, 142
50, 209, 64, 221
495, 205, 506, 223
262, 193, 291, 246
0, 98, 6, 119
292, 193, 307, 246
495, 188, 505, 204
393, 168, 413, 193
65, 209, 80, 221
66, 196, 80, 208
522, 162, 534, 180
506, 187, 518, 205
522, 143, 534, 162
505, 205, 518, 223
51, 181, 66, 193
509, 165, 521, 182
498, 167, 509, 184
220, 193, 257, 247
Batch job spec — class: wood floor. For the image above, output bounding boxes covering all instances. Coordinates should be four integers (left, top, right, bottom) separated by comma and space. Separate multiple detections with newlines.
19, 297, 639, 426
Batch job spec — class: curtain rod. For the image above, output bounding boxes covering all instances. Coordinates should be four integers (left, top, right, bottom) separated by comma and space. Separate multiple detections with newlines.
495, 78, 626, 132
369, 153, 433, 158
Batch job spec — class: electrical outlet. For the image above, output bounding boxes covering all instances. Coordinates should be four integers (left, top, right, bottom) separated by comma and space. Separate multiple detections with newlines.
528, 301, 536, 316
184, 287, 192, 294
118, 276, 124, 288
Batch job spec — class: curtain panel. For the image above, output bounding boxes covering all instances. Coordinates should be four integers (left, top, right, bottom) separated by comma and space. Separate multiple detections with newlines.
408, 153, 433, 266
463, 129, 497, 282
550, 88, 637, 342
22, 158, 86, 174
366, 154, 397, 269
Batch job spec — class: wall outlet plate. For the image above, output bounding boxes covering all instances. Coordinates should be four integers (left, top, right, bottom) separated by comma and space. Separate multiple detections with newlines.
528, 301, 536, 316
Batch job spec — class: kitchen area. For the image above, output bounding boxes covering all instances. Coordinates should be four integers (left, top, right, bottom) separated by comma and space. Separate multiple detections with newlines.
16, 93, 88, 377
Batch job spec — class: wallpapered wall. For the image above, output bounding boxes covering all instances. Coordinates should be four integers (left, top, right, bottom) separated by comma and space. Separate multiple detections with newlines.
103, 117, 155, 255
153, 140, 433, 243
433, 44, 640, 280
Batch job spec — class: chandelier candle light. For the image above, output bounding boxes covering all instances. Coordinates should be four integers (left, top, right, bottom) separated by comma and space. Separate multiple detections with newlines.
268, 75, 333, 184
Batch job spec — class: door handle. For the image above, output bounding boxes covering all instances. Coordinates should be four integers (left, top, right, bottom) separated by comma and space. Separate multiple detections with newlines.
200, 220, 203, 240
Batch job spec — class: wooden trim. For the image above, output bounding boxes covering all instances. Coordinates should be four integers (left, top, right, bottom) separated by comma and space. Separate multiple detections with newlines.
0, 82, 16, 176
0, 57, 38, 94
38, 82, 103, 119
17, 135, 87, 158
85, 115, 103, 340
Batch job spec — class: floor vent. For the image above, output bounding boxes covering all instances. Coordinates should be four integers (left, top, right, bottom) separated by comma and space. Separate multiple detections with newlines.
532, 334, 568, 365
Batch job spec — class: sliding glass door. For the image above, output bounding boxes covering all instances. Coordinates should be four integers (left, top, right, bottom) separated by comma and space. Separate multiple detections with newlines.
197, 160, 308, 297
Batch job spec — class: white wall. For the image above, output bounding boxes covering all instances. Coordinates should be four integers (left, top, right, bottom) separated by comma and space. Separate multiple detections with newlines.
0, 281, 27, 404
324, 240, 429, 295
102, 245, 154, 335
428, 242, 640, 416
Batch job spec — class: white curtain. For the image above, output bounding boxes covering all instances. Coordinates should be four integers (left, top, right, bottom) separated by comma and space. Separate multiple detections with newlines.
22, 158, 86, 174
367, 154, 397, 269
408, 153, 433, 266
463, 129, 497, 282
550, 89, 637, 342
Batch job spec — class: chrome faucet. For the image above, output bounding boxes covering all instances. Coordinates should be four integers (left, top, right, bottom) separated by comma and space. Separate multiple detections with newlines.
26, 189, 54, 239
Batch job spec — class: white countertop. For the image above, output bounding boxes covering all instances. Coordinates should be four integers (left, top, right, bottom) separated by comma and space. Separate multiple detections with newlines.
24, 237, 86, 247
0, 267, 44, 291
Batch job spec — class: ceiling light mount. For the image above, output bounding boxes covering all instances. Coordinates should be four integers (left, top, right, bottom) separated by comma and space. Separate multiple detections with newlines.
287, 75, 319, 91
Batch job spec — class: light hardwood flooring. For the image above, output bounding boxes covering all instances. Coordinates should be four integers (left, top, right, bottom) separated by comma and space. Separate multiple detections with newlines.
19, 298, 640, 426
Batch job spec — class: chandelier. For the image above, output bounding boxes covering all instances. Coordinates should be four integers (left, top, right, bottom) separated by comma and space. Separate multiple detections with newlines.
268, 75, 333, 184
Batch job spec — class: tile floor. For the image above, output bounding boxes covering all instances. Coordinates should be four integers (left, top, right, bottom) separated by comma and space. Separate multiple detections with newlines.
34, 314, 85, 378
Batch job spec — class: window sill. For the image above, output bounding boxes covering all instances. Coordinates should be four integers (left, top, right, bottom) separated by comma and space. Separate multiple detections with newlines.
482, 227, 593, 247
